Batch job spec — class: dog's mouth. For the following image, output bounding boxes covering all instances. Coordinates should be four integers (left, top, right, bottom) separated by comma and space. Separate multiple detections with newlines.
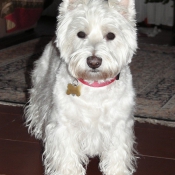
76, 69, 111, 82
90, 69, 100, 73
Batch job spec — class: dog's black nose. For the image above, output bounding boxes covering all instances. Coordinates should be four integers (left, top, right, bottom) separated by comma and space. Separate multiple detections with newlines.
87, 56, 102, 69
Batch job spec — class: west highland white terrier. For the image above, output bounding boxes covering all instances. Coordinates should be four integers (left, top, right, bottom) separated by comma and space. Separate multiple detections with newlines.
25, 0, 137, 175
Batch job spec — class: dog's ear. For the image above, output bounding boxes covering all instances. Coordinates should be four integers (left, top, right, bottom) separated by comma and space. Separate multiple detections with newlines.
108, 0, 134, 9
59, 0, 88, 14
117, 0, 131, 7
108, 0, 136, 20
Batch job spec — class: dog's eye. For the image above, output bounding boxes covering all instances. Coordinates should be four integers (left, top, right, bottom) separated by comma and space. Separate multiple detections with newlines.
77, 31, 86, 39
106, 32, 115, 40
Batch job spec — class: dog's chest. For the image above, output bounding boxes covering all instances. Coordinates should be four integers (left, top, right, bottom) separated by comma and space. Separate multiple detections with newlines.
54, 71, 122, 125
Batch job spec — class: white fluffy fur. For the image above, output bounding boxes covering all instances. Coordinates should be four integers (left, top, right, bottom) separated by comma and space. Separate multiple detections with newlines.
25, 0, 137, 175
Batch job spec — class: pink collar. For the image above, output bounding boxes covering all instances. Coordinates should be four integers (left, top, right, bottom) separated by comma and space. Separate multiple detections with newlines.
78, 74, 120, 88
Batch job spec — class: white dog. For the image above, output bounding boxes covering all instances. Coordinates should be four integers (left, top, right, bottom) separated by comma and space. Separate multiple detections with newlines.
25, 0, 137, 175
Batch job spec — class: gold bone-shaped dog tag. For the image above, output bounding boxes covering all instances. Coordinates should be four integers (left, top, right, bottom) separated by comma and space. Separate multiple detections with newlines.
66, 83, 81, 97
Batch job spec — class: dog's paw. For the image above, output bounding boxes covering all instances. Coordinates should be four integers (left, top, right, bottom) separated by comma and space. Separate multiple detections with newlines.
100, 162, 133, 175
103, 171, 131, 175
60, 165, 86, 175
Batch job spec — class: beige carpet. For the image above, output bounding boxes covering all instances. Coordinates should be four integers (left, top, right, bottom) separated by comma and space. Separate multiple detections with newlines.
0, 38, 175, 126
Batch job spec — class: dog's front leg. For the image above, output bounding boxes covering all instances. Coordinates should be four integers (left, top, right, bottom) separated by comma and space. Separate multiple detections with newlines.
99, 120, 136, 175
43, 122, 87, 175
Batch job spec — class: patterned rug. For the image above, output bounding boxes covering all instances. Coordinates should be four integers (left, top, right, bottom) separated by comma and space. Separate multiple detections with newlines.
131, 44, 175, 126
0, 37, 51, 106
0, 38, 175, 126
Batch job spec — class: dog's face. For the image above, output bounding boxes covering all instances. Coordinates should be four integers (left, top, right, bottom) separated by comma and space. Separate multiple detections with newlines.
56, 0, 137, 81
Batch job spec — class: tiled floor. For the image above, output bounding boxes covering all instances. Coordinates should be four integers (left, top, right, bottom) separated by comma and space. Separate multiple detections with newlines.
0, 105, 175, 175
0, 16, 175, 175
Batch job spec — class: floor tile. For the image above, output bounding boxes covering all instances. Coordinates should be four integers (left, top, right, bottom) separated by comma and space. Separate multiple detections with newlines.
0, 105, 23, 114
135, 155, 175, 175
0, 113, 37, 143
0, 139, 43, 175
135, 122, 175, 159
